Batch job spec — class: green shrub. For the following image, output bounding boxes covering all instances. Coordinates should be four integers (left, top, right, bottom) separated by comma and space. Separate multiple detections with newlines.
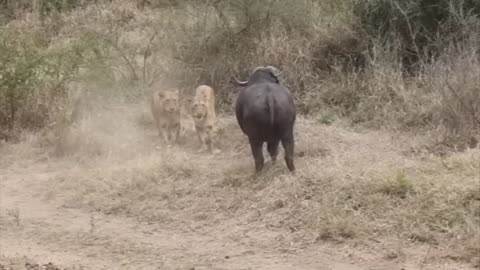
0, 24, 100, 140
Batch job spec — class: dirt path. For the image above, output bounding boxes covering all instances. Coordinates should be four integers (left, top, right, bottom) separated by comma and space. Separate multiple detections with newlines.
0, 163, 365, 270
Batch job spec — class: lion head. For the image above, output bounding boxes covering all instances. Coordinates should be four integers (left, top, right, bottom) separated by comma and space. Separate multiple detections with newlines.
191, 101, 208, 120
159, 89, 179, 114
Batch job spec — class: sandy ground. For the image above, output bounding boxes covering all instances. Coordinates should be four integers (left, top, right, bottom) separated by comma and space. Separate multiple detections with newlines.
0, 162, 367, 270
0, 102, 476, 270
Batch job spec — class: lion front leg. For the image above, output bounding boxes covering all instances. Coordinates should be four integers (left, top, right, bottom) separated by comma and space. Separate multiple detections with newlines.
195, 126, 207, 152
154, 118, 162, 137
172, 123, 181, 145
205, 125, 214, 153
161, 124, 170, 145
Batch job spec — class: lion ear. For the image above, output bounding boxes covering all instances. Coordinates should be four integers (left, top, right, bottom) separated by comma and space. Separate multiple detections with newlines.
158, 91, 165, 98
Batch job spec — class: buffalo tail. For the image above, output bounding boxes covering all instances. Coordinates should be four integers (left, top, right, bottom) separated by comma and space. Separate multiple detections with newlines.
267, 93, 275, 126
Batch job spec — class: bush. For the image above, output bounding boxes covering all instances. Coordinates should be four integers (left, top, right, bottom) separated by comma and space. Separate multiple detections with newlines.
0, 21, 100, 140
353, 0, 480, 72
315, 32, 480, 148
156, 0, 361, 111
0, 0, 102, 22
428, 46, 480, 149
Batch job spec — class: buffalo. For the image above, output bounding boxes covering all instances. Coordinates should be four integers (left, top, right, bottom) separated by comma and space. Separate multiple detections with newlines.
234, 65, 296, 173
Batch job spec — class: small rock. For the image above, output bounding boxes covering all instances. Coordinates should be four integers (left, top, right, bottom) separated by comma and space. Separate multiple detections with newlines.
274, 200, 285, 209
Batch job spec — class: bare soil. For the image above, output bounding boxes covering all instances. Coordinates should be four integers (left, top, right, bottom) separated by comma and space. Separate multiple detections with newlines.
0, 162, 361, 270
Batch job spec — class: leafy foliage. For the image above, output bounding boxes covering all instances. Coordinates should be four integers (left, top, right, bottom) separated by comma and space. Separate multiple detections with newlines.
0, 25, 99, 139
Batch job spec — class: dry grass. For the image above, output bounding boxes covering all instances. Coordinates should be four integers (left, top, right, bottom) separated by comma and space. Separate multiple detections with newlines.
22, 97, 476, 264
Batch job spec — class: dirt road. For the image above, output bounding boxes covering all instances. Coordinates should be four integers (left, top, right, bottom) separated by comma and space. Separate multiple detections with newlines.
0, 160, 368, 270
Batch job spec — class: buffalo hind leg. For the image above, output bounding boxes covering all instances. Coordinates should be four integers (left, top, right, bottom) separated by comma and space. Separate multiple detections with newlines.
267, 140, 280, 164
249, 138, 264, 173
281, 133, 295, 172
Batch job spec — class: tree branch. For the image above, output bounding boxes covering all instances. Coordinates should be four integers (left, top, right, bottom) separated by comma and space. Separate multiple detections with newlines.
101, 34, 139, 81
143, 30, 158, 84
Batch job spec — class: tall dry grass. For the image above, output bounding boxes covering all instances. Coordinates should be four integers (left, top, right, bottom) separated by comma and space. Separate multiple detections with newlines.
2, 0, 478, 149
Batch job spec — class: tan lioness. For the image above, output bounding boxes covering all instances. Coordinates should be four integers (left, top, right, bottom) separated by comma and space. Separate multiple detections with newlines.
151, 88, 181, 145
191, 85, 218, 153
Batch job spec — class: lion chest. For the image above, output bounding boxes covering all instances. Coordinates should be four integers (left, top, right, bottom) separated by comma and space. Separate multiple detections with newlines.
194, 121, 213, 132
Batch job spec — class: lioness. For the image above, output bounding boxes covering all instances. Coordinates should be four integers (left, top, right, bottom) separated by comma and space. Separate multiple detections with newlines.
151, 88, 181, 145
191, 85, 218, 153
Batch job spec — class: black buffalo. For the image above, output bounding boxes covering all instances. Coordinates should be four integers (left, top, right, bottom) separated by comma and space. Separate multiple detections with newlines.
234, 66, 296, 173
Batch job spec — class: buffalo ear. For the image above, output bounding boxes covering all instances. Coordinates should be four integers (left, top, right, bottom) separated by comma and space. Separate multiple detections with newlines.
265, 65, 283, 84
265, 65, 281, 75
